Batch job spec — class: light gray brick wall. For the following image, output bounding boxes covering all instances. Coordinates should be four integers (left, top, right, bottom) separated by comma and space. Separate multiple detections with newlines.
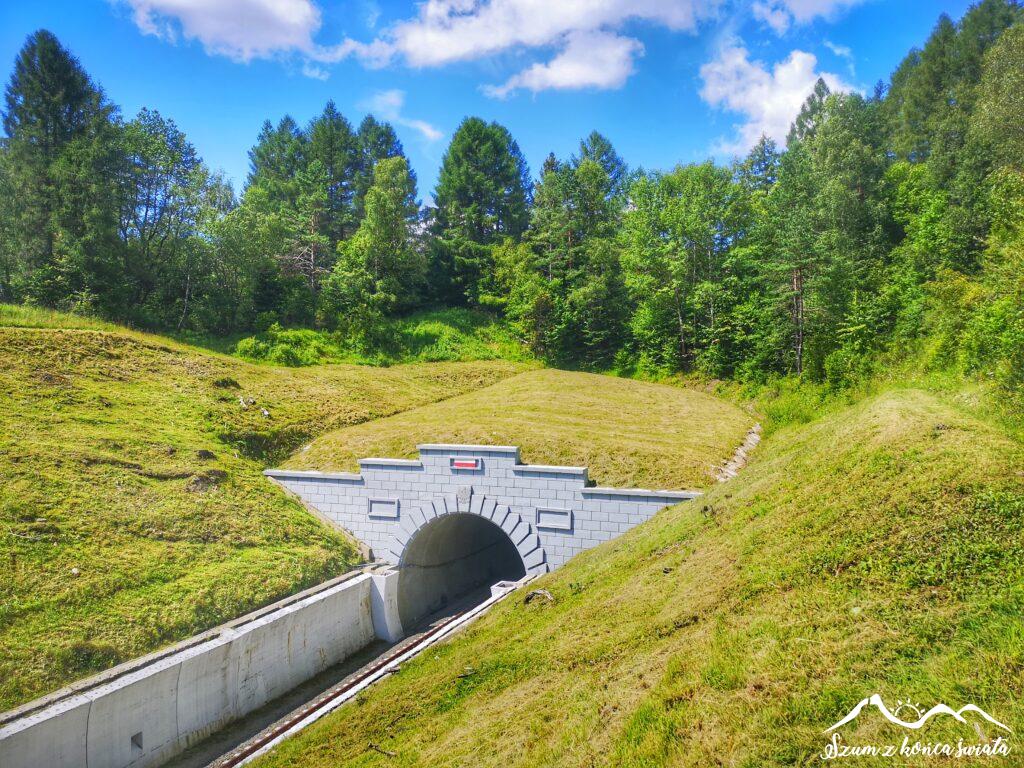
266, 444, 700, 573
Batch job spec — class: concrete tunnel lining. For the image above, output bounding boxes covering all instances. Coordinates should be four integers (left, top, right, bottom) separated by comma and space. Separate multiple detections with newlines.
397, 512, 527, 630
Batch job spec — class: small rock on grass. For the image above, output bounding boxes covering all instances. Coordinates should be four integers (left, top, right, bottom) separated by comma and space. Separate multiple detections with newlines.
524, 589, 554, 605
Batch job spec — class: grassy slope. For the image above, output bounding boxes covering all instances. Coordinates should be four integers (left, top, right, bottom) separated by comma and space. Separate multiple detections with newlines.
0, 307, 525, 711
286, 369, 753, 490
258, 386, 1024, 767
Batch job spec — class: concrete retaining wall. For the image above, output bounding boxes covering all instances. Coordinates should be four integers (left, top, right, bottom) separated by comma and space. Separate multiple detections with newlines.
2, 446, 701, 768
0, 569, 402, 768
268, 444, 701, 572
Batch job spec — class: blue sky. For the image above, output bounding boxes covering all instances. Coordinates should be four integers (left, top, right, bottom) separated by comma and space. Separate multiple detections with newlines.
0, 0, 975, 198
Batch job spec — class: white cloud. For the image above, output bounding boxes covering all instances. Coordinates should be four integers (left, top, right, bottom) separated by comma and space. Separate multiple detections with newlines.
118, 0, 725, 94
484, 31, 643, 98
752, 1, 792, 34
118, 0, 862, 100
119, 0, 399, 73
362, 89, 443, 142
301, 62, 329, 80
752, 0, 865, 35
312, 37, 393, 67
824, 40, 852, 60
121, 0, 322, 62
380, 0, 715, 68
346, 0, 721, 96
363, 0, 381, 30
699, 42, 856, 154
824, 39, 856, 75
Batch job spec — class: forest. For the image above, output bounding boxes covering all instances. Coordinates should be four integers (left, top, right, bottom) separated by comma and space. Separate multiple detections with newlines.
0, 0, 1022, 394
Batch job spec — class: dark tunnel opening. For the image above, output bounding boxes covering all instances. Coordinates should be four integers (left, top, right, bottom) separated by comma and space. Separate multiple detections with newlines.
397, 513, 526, 630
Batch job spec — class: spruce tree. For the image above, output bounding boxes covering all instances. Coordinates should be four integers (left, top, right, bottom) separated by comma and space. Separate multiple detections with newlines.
1, 29, 119, 307
353, 115, 407, 221
787, 78, 831, 145
432, 117, 530, 304
307, 101, 359, 243
246, 116, 306, 205
574, 131, 628, 199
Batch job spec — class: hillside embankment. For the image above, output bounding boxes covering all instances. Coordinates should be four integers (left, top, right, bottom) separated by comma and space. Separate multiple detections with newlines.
255, 385, 1024, 767
0, 308, 524, 710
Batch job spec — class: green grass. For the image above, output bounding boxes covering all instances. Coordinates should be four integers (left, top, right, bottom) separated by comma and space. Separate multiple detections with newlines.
0, 303, 124, 332
285, 368, 754, 490
234, 308, 532, 367
0, 307, 526, 711
256, 383, 1024, 768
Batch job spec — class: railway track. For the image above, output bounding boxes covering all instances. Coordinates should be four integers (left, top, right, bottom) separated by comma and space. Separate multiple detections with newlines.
207, 578, 527, 767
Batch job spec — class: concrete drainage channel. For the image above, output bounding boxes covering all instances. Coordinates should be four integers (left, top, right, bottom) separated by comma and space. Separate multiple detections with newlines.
208, 577, 528, 768
0, 566, 525, 768
1, 443, 707, 768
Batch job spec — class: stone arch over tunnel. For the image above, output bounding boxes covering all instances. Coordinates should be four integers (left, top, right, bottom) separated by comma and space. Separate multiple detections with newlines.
397, 511, 527, 630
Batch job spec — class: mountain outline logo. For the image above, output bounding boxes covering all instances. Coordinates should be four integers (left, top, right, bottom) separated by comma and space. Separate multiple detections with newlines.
824, 694, 1012, 734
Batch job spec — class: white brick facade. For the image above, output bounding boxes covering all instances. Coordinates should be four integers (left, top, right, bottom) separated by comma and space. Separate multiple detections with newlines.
267, 444, 701, 573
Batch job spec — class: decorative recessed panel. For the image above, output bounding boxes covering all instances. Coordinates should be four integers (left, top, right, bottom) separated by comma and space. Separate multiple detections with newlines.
368, 498, 399, 519
536, 507, 573, 531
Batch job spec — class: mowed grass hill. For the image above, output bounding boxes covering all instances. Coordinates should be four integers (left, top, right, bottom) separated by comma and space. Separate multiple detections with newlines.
0, 306, 754, 714
257, 385, 1024, 768
286, 368, 754, 490
0, 306, 525, 711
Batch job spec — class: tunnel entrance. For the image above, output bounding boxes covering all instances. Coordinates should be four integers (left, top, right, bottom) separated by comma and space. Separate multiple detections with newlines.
397, 513, 526, 630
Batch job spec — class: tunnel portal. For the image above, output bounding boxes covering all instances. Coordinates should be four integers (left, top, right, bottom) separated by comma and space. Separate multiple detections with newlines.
266, 443, 703, 637
397, 512, 526, 629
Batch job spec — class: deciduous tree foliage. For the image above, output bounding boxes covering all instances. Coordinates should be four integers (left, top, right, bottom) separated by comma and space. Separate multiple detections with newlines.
320, 155, 424, 343
353, 115, 407, 222
2, 1, 1023, 398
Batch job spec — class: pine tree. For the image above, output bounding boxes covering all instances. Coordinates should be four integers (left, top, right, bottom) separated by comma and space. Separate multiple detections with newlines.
530, 156, 574, 280
352, 155, 422, 309
787, 78, 831, 145
321, 156, 424, 339
353, 115, 407, 221
307, 101, 359, 243
574, 131, 628, 199
279, 160, 330, 296
1, 29, 120, 307
246, 116, 306, 205
891, 14, 957, 162
736, 136, 780, 192
432, 117, 530, 304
